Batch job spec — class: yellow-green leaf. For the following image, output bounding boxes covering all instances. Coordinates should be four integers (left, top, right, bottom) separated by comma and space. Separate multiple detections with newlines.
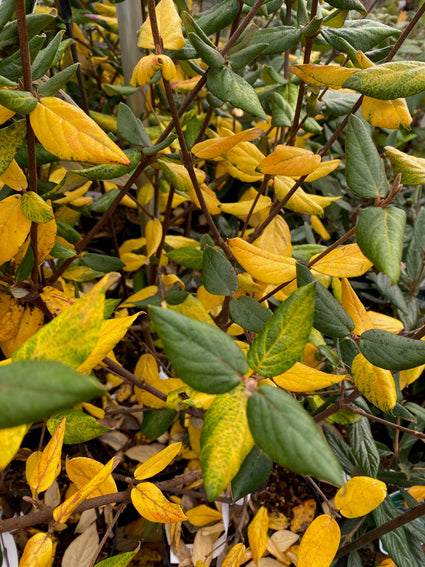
0, 120, 26, 176
66, 456, 118, 498
297, 514, 340, 567
138, 0, 186, 50
311, 244, 373, 278
134, 442, 182, 480
291, 64, 359, 88
259, 145, 321, 176
131, 481, 187, 523
0, 424, 27, 472
335, 476, 387, 518
28, 417, 65, 496
20, 192, 54, 223
351, 353, 397, 412
19, 533, 53, 567
0, 194, 31, 265
30, 97, 130, 165
201, 385, 254, 501
384, 146, 425, 186
248, 506, 269, 565
13, 276, 107, 368
273, 362, 346, 392
228, 237, 296, 285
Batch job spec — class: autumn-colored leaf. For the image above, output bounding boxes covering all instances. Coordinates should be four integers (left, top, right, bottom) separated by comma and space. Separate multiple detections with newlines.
385, 146, 425, 185
351, 353, 397, 412
248, 506, 269, 565
0, 424, 27, 472
30, 97, 130, 165
0, 295, 26, 342
368, 311, 404, 333
273, 362, 346, 392
221, 142, 265, 182
27, 418, 66, 496
186, 504, 222, 527
0, 304, 44, 358
134, 442, 182, 480
0, 120, 26, 177
361, 96, 412, 129
291, 64, 359, 88
192, 128, 264, 159
131, 481, 187, 523
340, 278, 374, 335
145, 217, 163, 258
222, 543, 246, 567
138, 0, 186, 50
290, 498, 317, 532
311, 244, 373, 278
130, 54, 177, 86
259, 145, 321, 176
297, 514, 340, 567
19, 532, 53, 567
0, 159, 27, 191
335, 476, 387, 518
134, 353, 184, 409
66, 456, 118, 498
0, 194, 31, 266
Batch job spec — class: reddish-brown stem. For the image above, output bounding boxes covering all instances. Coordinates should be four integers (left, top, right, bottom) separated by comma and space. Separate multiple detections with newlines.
313, 390, 361, 423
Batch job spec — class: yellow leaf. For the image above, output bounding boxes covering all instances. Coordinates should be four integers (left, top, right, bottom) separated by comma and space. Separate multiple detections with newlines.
311, 244, 373, 278
297, 514, 340, 567
36, 205, 57, 263
161, 273, 185, 291
164, 235, 200, 248
221, 142, 265, 182
131, 481, 187, 523
341, 278, 374, 335
188, 183, 222, 216
66, 456, 117, 498
378, 559, 397, 567
134, 353, 184, 409
351, 353, 397, 412
384, 146, 425, 186
222, 543, 246, 567
361, 97, 412, 130
273, 176, 324, 216
130, 53, 177, 86
19, 532, 53, 567
248, 506, 269, 565
192, 128, 264, 159
145, 217, 163, 258
253, 216, 293, 257
302, 159, 340, 182
53, 181, 92, 205
54, 457, 117, 523
267, 530, 299, 562
134, 442, 182, 480
30, 97, 130, 165
168, 294, 216, 325
311, 216, 330, 240
335, 476, 387, 518
138, 0, 186, 50
0, 195, 31, 265
77, 313, 140, 374
0, 104, 15, 125
121, 285, 158, 307
259, 145, 321, 176
291, 64, 359, 88
28, 418, 66, 496
166, 385, 215, 411
13, 276, 108, 368
186, 505, 223, 527
0, 159, 27, 191
407, 485, 425, 501
0, 304, 44, 358
40, 286, 76, 317
290, 498, 316, 532
0, 294, 24, 341
368, 311, 404, 333
400, 349, 425, 388
0, 424, 27, 472
219, 194, 271, 218
273, 362, 346, 392
268, 511, 289, 530
228, 237, 296, 285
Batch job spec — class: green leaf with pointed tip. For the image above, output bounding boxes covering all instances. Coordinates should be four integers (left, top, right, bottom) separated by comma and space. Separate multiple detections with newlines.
117, 102, 152, 147
149, 306, 247, 394
201, 385, 254, 500
343, 61, 425, 100
207, 66, 267, 119
326, 0, 366, 13
250, 26, 302, 55
203, 246, 238, 296
248, 386, 344, 485
20, 192, 54, 223
320, 20, 400, 53
0, 14, 55, 50
228, 42, 269, 70
195, 0, 240, 36
94, 551, 138, 567
345, 115, 388, 198
38, 63, 80, 97
0, 120, 26, 176
47, 409, 110, 444
166, 247, 203, 270
0, 0, 16, 33
229, 296, 272, 333
359, 329, 425, 371
349, 418, 380, 478
188, 33, 225, 69
0, 90, 37, 114
0, 360, 105, 429
231, 446, 273, 502
75, 148, 140, 180
247, 284, 315, 377
296, 264, 354, 338
81, 253, 125, 273
89, 189, 120, 213
0, 35, 45, 81
357, 206, 406, 284
31, 30, 65, 80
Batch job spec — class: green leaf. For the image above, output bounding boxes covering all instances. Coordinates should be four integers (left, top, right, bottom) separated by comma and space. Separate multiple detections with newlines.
0, 35, 45, 81
349, 418, 380, 477
247, 284, 315, 377
407, 208, 425, 285
229, 296, 272, 333
75, 148, 141, 180
357, 206, 406, 284
89, 189, 121, 213
15, 245, 34, 282
0, 360, 105, 428
0, 14, 55, 50
323, 424, 357, 475
31, 30, 65, 80
182, 11, 216, 48
20, 192, 54, 223
166, 247, 203, 270
141, 408, 177, 441
81, 253, 125, 273
143, 133, 177, 154
268, 92, 294, 127
0, 90, 37, 114
231, 446, 273, 502
149, 306, 247, 394
47, 409, 110, 444
359, 329, 425, 371
343, 61, 425, 100
117, 102, 152, 147
247, 386, 344, 485
0, 120, 26, 176
102, 84, 139, 96
228, 42, 269, 71
297, 264, 354, 338
0, 0, 16, 34
195, 0, 240, 36
201, 385, 254, 500
292, 244, 327, 263
207, 67, 267, 119
56, 220, 81, 245
320, 20, 400, 53
203, 246, 238, 296
188, 33, 225, 69
94, 550, 139, 567
345, 115, 388, 198
37, 63, 80, 97
51, 242, 77, 259
249, 26, 302, 55
326, 0, 366, 13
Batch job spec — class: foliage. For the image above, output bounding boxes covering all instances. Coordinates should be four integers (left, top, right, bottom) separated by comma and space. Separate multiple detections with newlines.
1, 0, 425, 566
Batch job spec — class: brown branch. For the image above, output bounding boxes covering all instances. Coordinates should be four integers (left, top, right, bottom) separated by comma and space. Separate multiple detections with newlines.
313, 389, 361, 423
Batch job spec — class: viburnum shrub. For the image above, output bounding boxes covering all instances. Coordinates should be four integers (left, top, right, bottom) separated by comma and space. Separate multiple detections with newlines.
1, 0, 425, 565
